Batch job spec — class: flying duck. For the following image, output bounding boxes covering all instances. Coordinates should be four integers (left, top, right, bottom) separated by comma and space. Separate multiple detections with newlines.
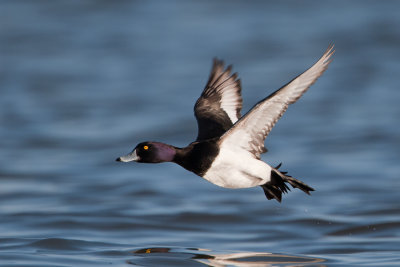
117, 45, 334, 202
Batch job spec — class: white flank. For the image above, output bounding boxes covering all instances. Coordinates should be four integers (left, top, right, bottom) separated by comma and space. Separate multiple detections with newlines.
203, 143, 272, 189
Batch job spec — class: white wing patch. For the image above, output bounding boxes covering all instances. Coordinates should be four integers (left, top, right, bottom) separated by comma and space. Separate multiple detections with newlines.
219, 80, 242, 123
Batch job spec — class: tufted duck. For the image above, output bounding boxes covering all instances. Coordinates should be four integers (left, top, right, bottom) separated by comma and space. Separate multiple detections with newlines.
117, 45, 334, 202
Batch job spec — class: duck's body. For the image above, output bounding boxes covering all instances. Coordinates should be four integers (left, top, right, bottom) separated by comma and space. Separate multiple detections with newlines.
117, 45, 334, 202
203, 141, 271, 189
173, 139, 270, 189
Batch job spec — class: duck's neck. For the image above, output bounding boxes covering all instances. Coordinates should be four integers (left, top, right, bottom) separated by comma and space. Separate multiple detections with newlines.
171, 145, 191, 166
151, 142, 177, 162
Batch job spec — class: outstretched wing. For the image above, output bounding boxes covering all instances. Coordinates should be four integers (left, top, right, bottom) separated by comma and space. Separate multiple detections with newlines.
219, 45, 335, 159
194, 59, 242, 141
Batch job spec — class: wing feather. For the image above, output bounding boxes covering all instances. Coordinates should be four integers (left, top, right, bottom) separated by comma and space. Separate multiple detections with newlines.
194, 59, 243, 141
219, 45, 335, 159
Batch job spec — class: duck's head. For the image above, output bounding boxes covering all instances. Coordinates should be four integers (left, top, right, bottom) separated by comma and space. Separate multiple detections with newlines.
116, 142, 176, 163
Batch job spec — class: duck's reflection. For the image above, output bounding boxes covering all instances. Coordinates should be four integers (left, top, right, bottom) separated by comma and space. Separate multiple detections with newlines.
132, 247, 326, 267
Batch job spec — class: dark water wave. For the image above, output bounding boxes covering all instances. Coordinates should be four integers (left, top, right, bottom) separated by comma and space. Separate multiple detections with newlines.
1, 239, 327, 267
130, 247, 326, 266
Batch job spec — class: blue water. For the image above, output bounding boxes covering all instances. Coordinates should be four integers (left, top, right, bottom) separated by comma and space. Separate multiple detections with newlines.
1, 1, 399, 266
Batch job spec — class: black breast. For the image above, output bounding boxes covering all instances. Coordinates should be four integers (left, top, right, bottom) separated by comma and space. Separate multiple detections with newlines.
173, 140, 220, 177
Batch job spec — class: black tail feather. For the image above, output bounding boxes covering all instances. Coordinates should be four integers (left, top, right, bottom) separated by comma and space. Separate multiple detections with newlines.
260, 164, 315, 202
284, 176, 314, 195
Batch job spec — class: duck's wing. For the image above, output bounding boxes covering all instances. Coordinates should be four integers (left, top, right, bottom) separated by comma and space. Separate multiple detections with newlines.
194, 59, 242, 141
219, 45, 334, 159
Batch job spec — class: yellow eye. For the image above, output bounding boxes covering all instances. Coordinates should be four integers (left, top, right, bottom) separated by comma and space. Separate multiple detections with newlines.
143, 145, 149, 150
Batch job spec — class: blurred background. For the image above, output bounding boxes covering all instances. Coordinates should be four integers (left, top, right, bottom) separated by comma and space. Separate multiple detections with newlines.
0, 0, 399, 266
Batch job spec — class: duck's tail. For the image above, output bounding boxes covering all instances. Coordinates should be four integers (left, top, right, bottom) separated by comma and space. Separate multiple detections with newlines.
260, 163, 315, 202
